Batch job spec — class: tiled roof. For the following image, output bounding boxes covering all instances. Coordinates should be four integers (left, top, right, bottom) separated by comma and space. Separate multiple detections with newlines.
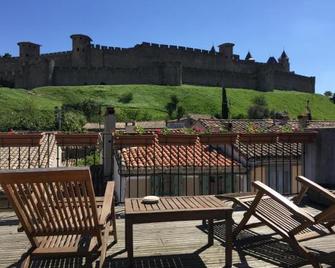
0, 133, 58, 170
236, 142, 301, 159
194, 119, 308, 159
118, 135, 241, 171
195, 119, 335, 133
84, 120, 166, 131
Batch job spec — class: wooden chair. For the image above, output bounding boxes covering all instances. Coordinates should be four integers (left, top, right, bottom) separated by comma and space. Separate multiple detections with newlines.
0, 167, 117, 268
227, 176, 335, 268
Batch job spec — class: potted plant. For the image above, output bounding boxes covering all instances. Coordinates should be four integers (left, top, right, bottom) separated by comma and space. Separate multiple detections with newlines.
0, 132, 43, 147
239, 123, 277, 144
55, 132, 100, 146
198, 127, 237, 145
113, 126, 155, 147
157, 128, 197, 145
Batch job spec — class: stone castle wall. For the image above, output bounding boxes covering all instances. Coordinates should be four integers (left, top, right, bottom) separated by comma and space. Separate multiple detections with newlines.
0, 34, 315, 93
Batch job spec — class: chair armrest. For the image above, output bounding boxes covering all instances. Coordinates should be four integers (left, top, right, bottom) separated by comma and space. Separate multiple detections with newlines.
296, 176, 335, 203
99, 181, 115, 226
252, 181, 314, 223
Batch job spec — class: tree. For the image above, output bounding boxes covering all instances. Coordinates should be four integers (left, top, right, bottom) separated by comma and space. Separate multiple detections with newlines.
176, 106, 185, 120
165, 95, 181, 119
62, 111, 87, 132
324, 91, 332, 97
62, 99, 101, 122
221, 87, 229, 119
247, 96, 270, 119
165, 102, 175, 118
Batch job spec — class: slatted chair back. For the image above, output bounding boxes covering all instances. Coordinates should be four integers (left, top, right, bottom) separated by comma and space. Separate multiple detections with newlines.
0, 167, 100, 240
295, 176, 335, 225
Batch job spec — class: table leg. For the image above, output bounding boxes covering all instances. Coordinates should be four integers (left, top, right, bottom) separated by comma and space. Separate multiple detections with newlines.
225, 212, 233, 267
126, 219, 133, 263
208, 218, 214, 246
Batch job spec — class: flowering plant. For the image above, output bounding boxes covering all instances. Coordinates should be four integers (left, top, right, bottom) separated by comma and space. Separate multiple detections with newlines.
246, 123, 266, 133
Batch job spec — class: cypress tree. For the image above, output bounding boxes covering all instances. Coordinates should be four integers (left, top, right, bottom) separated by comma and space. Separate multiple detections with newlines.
222, 87, 229, 119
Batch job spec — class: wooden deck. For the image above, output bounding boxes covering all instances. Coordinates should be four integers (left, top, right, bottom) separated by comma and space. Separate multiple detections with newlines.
0, 204, 334, 268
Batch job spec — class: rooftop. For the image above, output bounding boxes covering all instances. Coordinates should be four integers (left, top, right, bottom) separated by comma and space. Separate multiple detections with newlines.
0, 133, 57, 169
119, 135, 241, 172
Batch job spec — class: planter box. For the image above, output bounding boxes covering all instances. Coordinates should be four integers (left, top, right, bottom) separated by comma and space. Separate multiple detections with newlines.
199, 133, 237, 145
113, 134, 155, 147
278, 131, 317, 144
239, 133, 278, 144
158, 134, 197, 145
0, 133, 43, 147
55, 133, 99, 146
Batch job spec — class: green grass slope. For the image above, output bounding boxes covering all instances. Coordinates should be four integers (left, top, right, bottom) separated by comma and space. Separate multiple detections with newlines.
0, 84, 334, 120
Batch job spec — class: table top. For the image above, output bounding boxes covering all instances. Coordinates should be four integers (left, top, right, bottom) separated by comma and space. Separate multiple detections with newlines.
125, 195, 232, 215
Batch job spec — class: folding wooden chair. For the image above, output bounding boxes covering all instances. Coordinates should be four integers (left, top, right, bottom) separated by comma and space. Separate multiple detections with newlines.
0, 167, 117, 267
227, 176, 335, 268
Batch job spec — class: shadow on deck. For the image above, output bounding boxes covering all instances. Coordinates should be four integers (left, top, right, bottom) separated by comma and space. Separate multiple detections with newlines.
2, 203, 335, 268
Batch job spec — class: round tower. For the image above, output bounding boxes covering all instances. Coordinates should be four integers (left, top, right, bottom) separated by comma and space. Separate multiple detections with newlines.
70, 34, 92, 67
17, 42, 41, 63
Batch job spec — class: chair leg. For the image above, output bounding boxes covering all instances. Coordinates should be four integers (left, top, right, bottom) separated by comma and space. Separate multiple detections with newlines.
99, 221, 111, 268
233, 211, 253, 238
288, 238, 321, 268
233, 192, 264, 238
20, 253, 31, 268
111, 203, 117, 242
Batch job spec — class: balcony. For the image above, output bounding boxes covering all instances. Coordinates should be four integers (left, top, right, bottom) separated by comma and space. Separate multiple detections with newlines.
0, 122, 334, 267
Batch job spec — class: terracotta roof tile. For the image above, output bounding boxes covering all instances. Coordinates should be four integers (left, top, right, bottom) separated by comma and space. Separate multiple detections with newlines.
0, 133, 58, 169
119, 135, 241, 169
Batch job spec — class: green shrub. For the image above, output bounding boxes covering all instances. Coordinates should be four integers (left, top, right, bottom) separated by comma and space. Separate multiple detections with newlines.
61, 111, 87, 132
118, 92, 133, 103
62, 99, 102, 122
247, 96, 270, 119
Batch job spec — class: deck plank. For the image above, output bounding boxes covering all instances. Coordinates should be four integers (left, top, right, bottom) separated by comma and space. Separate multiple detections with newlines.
0, 205, 334, 267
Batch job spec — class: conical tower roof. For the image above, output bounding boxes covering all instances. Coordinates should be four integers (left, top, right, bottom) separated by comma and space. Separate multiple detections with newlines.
280, 50, 288, 59
267, 56, 277, 64
245, 51, 253, 60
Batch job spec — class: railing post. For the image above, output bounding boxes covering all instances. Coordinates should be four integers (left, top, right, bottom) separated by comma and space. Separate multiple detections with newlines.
103, 107, 116, 181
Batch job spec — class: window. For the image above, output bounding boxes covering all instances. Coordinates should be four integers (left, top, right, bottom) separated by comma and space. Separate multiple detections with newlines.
77, 48, 80, 52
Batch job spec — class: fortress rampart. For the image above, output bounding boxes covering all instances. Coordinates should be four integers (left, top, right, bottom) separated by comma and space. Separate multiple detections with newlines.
0, 34, 315, 93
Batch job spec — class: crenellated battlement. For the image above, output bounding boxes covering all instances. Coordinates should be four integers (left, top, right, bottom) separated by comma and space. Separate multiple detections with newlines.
137, 42, 217, 55
41, 51, 71, 57
91, 44, 127, 52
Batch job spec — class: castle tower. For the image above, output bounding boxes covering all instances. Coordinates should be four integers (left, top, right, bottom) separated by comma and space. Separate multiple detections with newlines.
17, 42, 41, 63
218, 43, 234, 61
278, 50, 290, 72
70, 34, 92, 67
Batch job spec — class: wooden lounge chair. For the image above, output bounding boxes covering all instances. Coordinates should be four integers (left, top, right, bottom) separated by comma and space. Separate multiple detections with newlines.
0, 167, 117, 268
228, 176, 335, 268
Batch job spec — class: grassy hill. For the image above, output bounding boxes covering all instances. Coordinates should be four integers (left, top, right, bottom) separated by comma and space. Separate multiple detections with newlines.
0, 84, 334, 121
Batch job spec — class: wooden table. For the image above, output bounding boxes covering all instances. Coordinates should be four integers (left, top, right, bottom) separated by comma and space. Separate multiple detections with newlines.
125, 195, 233, 267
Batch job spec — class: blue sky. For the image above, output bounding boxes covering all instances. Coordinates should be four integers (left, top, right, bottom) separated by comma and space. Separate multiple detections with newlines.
1, 0, 334, 93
